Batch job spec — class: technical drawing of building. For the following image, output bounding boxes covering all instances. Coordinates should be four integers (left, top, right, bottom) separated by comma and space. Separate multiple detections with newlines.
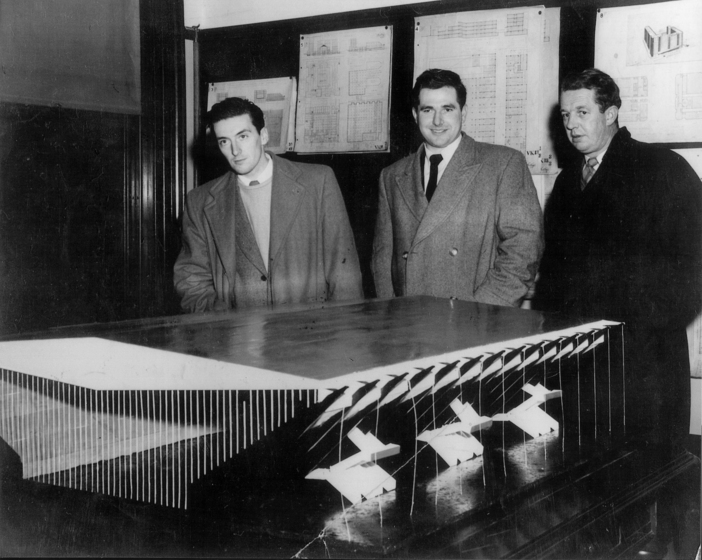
643, 26, 683, 57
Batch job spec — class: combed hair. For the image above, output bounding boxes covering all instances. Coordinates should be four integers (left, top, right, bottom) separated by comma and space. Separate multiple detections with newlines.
560, 68, 622, 112
411, 69, 467, 110
206, 97, 265, 132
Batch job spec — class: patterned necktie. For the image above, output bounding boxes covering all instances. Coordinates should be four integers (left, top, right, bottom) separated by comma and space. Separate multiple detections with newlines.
581, 157, 598, 190
426, 154, 443, 201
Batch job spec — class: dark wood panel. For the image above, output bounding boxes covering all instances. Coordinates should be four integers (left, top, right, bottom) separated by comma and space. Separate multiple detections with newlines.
0, 0, 186, 336
0, 104, 133, 334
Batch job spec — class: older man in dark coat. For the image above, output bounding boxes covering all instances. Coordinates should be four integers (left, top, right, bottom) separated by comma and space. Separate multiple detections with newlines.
536, 68, 702, 453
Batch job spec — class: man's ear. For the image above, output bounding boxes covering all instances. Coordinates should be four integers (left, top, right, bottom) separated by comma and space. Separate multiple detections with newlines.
412, 108, 418, 125
260, 127, 269, 146
605, 105, 618, 126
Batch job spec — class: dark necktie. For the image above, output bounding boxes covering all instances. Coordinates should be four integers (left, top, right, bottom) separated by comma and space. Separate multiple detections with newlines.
426, 154, 443, 202
581, 157, 598, 190
249, 180, 260, 186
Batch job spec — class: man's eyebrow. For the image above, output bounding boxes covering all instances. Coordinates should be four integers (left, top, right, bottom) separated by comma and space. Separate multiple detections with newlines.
418, 102, 457, 110
561, 104, 587, 113
216, 127, 252, 139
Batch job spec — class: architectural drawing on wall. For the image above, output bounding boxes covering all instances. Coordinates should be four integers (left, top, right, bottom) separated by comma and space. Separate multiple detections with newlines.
505, 11, 527, 36
303, 99, 340, 145
595, 0, 702, 143
304, 60, 341, 98
414, 7, 561, 175
348, 101, 383, 143
296, 26, 392, 153
675, 72, 702, 120
644, 26, 683, 58
305, 37, 341, 57
617, 76, 649, 123
207, 77, 297, 153
505, 53, 528, 154
465, 53, 497, 144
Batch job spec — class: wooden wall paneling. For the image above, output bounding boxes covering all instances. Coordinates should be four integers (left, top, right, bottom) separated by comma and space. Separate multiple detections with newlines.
130, 0, 187, 319
0, 104, 134, 335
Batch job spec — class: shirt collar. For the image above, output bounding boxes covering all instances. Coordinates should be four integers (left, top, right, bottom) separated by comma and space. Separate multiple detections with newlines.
424, 134, 462, 163
239, 153, 272, 187
585, 135, 615, 168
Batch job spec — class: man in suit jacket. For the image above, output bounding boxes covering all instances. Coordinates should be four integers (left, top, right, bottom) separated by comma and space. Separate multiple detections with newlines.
536, 68, 702, 452
372, 69, 543, 307
174, 97, 363, 313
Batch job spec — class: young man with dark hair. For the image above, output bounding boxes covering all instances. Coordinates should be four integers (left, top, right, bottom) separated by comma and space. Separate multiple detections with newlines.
174, 97, 363, 312
372, 68, 543, 307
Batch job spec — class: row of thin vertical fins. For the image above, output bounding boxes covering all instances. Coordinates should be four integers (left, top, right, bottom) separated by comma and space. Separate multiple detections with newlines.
0, 371, 316, 509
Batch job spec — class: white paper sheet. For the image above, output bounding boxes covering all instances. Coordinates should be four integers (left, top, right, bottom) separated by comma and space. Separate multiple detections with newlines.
295, 26, 393, 153
595, 0, 702, 143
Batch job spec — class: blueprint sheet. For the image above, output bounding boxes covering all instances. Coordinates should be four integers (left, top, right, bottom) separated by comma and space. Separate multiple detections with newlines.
207, 77, 297, 153
295, 26, 392, 153
414, 6, 560, 175
595, 0, 702, 144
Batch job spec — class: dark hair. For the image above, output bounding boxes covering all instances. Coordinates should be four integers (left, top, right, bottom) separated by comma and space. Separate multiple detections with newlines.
206, 97, 265, 132
560, 68, 622, 113
411, 69, 467, 110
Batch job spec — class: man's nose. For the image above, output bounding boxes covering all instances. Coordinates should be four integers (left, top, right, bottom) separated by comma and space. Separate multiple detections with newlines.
230, 142, 240, 156
433, 111, 443, 125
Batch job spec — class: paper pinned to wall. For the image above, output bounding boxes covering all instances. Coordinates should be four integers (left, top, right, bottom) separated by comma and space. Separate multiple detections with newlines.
295, 26, 393, 153
595, 0, 702, 144
414, 6, 561, 175
673, 148, 702, 179
677, 148, 702, 379
207, 77, 297, 153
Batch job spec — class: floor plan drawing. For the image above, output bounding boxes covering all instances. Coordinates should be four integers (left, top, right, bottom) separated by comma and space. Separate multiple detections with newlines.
296, 26, 392, 153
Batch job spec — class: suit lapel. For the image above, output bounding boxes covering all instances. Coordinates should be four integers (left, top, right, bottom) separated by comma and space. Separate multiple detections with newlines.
203, 173, 237, 277
413, 135, 481, 245
203, 172, 266, 277
394, 150, 428, 223
269, 155, 305, 263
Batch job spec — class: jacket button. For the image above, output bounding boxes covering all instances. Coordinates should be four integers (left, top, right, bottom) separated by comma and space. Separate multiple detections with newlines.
402, 251, 409, 260
260, 275, 267, 281
450, 247, 458, 256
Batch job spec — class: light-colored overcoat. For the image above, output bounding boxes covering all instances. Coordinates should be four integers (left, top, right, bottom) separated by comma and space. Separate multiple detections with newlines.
372, 133, 543, 307
174, 154, 363, 313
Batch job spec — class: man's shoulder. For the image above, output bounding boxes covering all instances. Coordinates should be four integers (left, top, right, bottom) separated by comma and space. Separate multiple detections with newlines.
472, 138, 525, 162
189, 172, 231, 199
381, 151, 417, 176
272, 154, 332, 179
612, 129, 690, 171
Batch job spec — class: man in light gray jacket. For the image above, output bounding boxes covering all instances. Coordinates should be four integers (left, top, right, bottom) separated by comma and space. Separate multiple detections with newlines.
372, 69, 542, 307
175, 97, 363, 313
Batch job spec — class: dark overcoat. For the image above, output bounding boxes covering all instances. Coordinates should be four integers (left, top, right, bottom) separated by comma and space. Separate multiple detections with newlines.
536, 127, 702, 446
174, 154, 363, 313
372, 134, 543, 307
